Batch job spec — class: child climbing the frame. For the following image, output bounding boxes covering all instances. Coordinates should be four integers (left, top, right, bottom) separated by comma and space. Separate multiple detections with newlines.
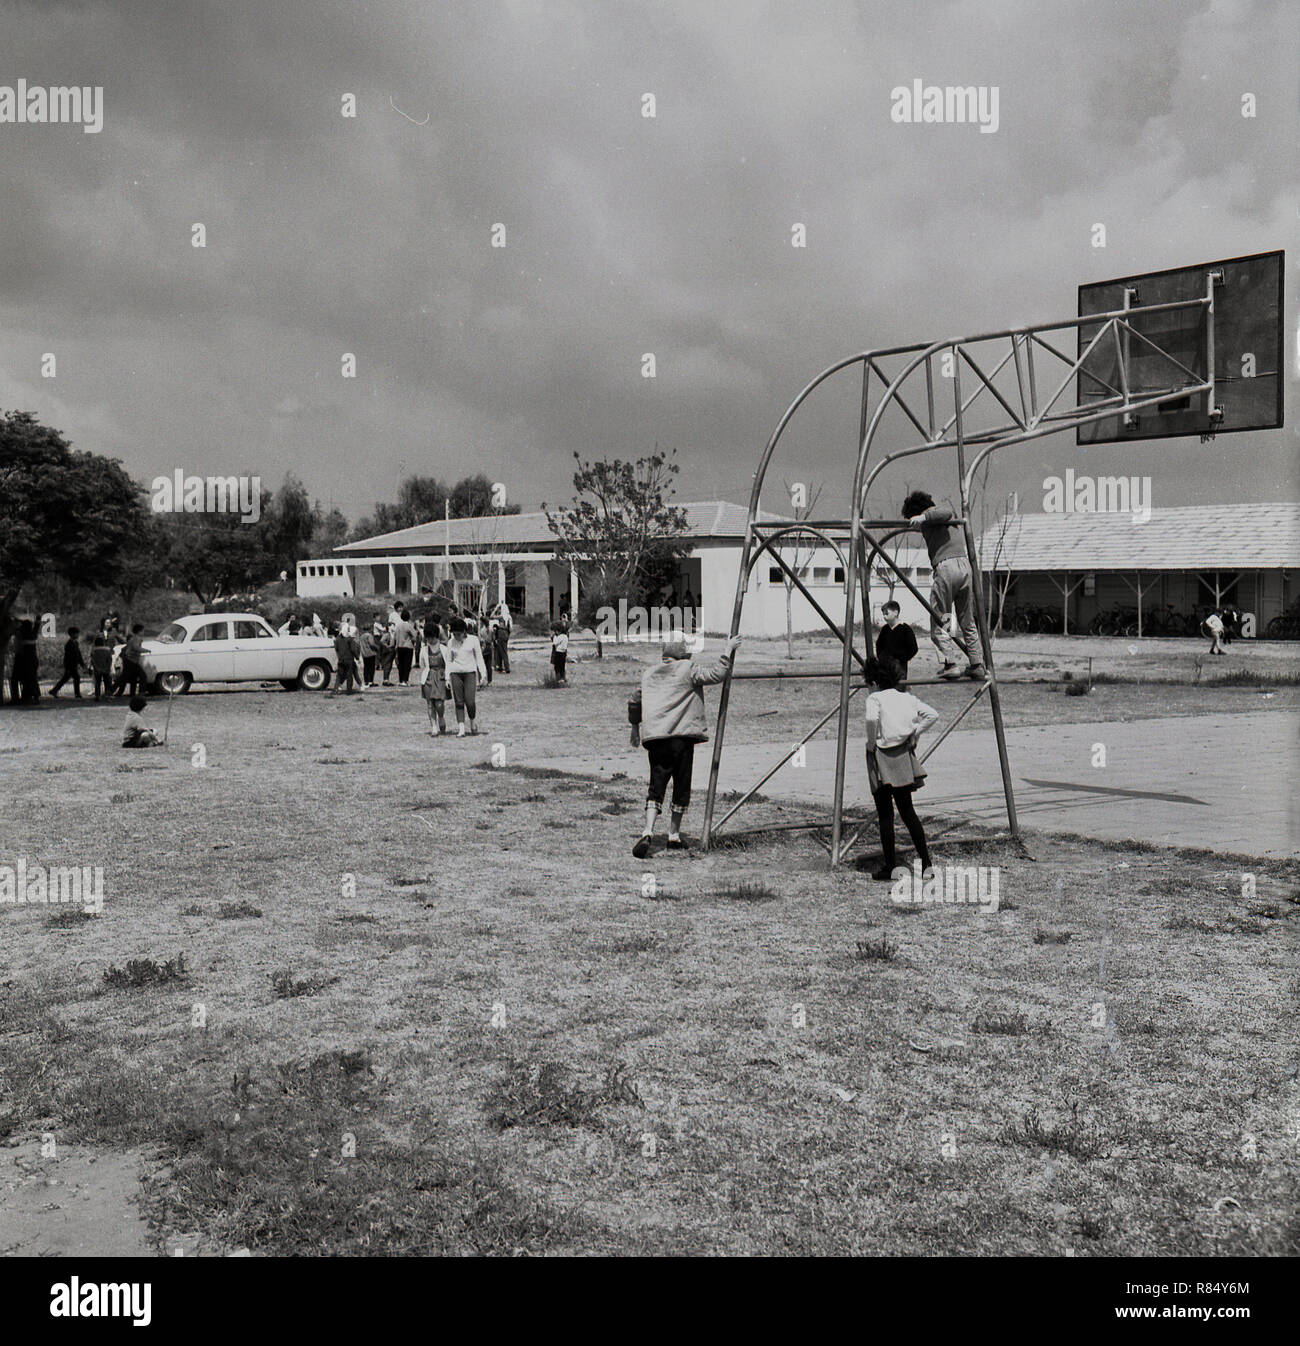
863, 656, 938, 880
627, 633, 741, 858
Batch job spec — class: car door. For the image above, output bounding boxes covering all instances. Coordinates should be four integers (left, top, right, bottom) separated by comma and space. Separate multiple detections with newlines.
186, 618, 237, 682
231, 619, 285, 680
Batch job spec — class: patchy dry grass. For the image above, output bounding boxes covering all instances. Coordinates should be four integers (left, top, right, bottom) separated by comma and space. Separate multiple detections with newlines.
0, 661, 1297, 1255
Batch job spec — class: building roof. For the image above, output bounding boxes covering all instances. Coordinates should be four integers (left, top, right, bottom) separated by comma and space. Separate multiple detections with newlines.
335, 500, 784, 554
976, 502, 1300, 572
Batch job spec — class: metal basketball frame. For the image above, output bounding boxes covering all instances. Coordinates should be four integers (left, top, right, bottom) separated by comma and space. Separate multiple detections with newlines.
700, 278, 1224, 864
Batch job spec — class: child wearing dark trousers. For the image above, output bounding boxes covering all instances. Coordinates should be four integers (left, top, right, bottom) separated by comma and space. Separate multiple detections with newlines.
627, 634, 741, 857
863, 657, 939, 880
51, 628, 86, 698
550, 623, 568, 684
90, 636, 113, 701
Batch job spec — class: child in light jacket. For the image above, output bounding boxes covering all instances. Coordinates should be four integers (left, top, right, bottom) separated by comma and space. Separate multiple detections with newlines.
863, 656, 939, 880
626, 634, 741, 857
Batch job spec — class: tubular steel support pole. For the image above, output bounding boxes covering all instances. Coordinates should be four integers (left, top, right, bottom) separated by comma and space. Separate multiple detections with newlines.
702, 516, 755, 849
952, 354, 1021, 840
830, 514, 861, 865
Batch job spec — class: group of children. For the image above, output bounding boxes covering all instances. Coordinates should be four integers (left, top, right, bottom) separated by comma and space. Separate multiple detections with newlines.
290, 600, 514, 692
8, 618, 150, 706
624, 633, 937, 876
326, 612, 492, 737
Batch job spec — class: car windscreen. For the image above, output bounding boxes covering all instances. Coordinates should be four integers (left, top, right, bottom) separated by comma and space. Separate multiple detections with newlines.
155, 623, 188, 644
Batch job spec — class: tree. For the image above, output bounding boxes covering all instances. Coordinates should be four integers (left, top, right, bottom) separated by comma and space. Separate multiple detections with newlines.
309, 505, 350, 556
0, 410, 147, 702
157, 487, 275, 605
115, 513, 170, 609
262, 474, 317, 575
350, 472, 521, 544
544, 449, 691, 625
979, 492, 1022, 631
969, 457, 1022, 632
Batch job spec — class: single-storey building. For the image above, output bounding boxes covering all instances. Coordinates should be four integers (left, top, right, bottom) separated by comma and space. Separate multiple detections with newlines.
975, 501, 1300, 635
295, 500, 934, 637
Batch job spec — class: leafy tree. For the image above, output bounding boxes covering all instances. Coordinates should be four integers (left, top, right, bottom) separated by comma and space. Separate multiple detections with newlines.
156, 484, 275, 605
448, 472, 521, 518
352, 472, 519, 542
0, 410, 147, 701
115, 512, 170, 609
544, 449, 690, 625
309, 505, 351, 556
262, 474, 317, 575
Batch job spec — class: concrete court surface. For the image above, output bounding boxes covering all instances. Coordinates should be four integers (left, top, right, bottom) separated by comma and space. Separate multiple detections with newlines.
526, 710, 1299, 858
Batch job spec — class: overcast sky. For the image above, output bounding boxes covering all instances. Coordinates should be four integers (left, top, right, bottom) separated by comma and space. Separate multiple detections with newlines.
2, 0, 1296, 527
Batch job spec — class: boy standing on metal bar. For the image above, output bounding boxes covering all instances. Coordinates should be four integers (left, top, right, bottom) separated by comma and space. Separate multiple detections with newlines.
627, 634, 741, 858
901, 490, 985, 682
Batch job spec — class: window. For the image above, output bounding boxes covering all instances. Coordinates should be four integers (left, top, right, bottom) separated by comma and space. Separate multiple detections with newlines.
769, 567, 783, 584
812, 567, 831, 582
834, 566, 845, 583
156, 623, 187, 645
233, 621, 271, 639
191, 621, 229, 642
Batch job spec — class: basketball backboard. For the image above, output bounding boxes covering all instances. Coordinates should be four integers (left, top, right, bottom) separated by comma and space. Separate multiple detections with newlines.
1076, 249, 1283, 444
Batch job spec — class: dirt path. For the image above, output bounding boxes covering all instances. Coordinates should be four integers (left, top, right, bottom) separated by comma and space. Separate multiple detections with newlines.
0, 1136, 156, 1257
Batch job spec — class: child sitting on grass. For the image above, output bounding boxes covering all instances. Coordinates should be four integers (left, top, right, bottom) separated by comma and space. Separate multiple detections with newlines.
122, 695, 161, 748
863, 656, 938, 880
627, 634, 741, 858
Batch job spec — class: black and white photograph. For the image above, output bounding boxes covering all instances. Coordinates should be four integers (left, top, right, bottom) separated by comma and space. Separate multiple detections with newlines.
0, 0, 1296, 1312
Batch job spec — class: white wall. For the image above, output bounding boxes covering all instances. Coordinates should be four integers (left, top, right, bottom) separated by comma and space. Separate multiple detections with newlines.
296, 561, 353, 597
695, 542, 932, 636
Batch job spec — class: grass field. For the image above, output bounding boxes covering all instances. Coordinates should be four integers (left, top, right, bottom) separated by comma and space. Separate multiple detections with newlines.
1, 636, 1297, 1255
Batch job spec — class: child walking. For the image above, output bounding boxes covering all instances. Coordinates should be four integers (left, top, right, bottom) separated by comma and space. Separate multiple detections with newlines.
122, 695, 161, 748
550, 622, 569, 684
1204, 608, 1227, 655
417, 621, 448, 734
863, 656, 939, 880
50, 627, 86, 699
330, 620, 365, 695
627, 634, 741, 858
441, 617, 488, 736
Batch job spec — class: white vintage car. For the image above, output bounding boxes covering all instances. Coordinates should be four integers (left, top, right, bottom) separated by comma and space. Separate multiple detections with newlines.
143, 612, 338, 694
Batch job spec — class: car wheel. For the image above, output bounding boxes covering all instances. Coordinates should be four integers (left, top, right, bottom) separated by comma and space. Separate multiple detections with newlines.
155, 671, 192, 695
297, 660, 332, 692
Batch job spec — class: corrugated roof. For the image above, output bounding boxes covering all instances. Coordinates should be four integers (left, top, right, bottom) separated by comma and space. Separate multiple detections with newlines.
976, 502, 1300, 571
336, 500, 781, 554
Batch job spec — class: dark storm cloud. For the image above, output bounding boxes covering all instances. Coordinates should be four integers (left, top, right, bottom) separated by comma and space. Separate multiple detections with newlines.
1, 0, 1295, 518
